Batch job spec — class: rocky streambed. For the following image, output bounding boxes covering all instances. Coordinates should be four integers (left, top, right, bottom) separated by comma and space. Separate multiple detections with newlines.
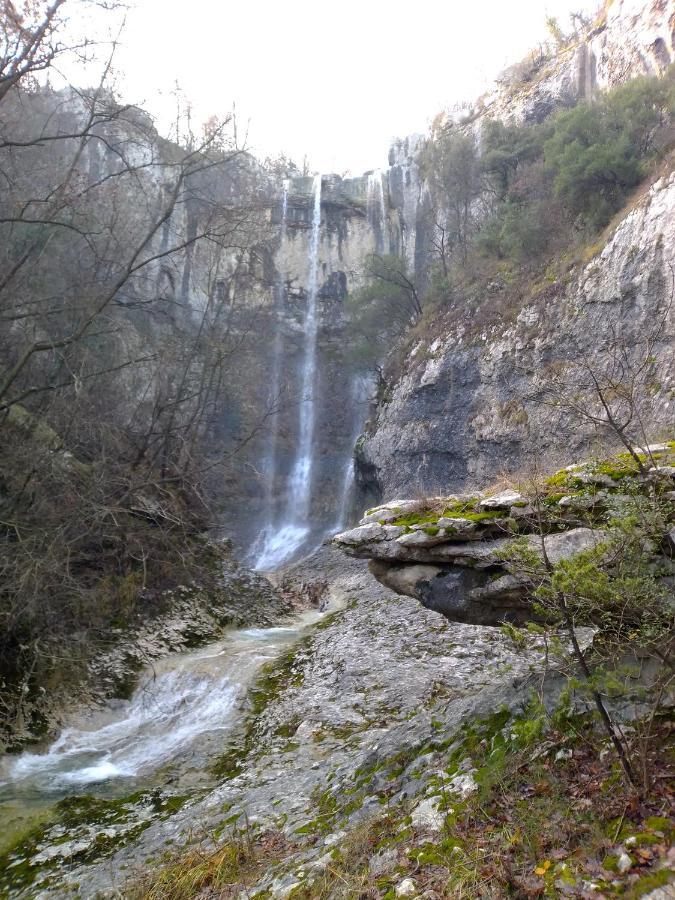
0, 546, 588, 898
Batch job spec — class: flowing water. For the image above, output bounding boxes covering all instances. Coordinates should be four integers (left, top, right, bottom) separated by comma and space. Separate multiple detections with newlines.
253, 174, 323, 571
367, 170, 388, 253
251, 182, 289, 567
285, 173, 322, 526
331, 375, 373, 534
0, 614, 321, 855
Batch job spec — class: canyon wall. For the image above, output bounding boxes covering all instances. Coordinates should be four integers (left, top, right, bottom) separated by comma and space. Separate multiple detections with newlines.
355, 0, 675, 502
33, 0, 675, 554
358, 170, 675, 498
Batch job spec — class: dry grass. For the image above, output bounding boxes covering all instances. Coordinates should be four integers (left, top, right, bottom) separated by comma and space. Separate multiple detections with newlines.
128, 828, 294, 900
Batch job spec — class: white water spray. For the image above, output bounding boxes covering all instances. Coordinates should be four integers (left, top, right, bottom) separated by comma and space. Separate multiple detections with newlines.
0, 623, 317, 796
288, 173, 322, 520
251, 182, 289, 565
253, 175, 322, 570
367, 170, 388, 253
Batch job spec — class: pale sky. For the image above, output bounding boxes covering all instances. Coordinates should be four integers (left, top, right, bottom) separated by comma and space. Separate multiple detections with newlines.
64, 0, 600, 175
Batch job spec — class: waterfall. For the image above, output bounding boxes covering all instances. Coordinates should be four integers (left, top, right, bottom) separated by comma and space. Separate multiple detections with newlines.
251, 181, 289, 564
287, 173, 322, 521
253, 175, 322, 570
367, 170, 388, 253
331, 375, 372, 533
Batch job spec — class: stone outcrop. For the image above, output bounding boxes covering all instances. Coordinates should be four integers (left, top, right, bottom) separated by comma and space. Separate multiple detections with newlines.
335, 510, 602, 626
334, 448, 675, 625
473, 0, 675, 128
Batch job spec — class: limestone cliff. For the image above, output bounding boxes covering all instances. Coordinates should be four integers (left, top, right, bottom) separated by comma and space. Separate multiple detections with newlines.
359, 169, 675, 498
473, 0, 675, 127
355, 0, 675, 503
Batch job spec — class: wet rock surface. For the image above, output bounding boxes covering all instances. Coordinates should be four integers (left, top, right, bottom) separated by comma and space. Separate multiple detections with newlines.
31, 548, 570, 897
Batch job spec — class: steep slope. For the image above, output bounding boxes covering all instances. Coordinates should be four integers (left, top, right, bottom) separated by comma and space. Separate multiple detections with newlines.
355, 0, 675, 501
359, 168, 675, 498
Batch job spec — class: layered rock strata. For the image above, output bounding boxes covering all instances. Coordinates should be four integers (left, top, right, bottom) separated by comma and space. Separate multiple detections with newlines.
334, 446, 675, 625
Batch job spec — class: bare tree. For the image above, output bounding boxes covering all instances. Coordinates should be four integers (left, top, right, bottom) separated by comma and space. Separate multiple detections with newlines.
539, 288, 673, 476
419, 128, 484, 271
0, 2, 279, 739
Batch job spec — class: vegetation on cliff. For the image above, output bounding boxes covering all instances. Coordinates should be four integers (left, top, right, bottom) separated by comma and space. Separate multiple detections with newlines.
0, 3, 280, 742
348, 68, 675, 376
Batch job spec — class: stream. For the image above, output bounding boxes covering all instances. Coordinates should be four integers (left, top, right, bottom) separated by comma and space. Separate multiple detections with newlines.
0, 612, 322, 869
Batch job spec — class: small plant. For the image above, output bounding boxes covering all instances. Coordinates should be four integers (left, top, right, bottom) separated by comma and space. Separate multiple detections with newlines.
499, 476, 674, 793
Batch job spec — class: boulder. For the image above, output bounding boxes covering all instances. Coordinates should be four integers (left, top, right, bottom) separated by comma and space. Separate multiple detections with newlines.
639, 443, 672, 454
410, 796, 445, 831
479, 489, 523, 509
396, 528, 452, 547
576, 472, 616, 488
358, 495, 477, 526
368, 560, 533, 626
395, 879, 417, 897
368, 848, 398, 877
359, 500, 425, 525
649, 465, 675, 478
334, 525, 514, 564
436, 516, 479, 538
539, 527, 603, 564
334, 523, 406, 548
558, 493, 601, 509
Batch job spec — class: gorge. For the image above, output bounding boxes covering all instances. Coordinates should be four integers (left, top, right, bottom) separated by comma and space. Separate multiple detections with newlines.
1, 0, 674, 897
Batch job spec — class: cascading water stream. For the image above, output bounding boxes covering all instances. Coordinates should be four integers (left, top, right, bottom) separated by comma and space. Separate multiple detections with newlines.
367, 170, 388, 253
253, 175, 322, 570
251, 182, 289, 565
0, 617, 320, 827
288, 173, 322, 521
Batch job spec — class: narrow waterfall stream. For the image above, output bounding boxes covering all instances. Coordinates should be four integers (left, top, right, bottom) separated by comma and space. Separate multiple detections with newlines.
253, 174, 323, 571
251, 181, 289, 566
0, 613, 322, 860
367, 170, 388, 253
288, 172, 323, 520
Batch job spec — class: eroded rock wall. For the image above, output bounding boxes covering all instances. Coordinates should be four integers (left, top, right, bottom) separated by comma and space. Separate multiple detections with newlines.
360, 169, 675, 499
354, 0, 675, 502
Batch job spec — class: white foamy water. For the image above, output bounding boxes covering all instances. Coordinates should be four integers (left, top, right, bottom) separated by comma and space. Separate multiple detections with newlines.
0, 619, 318, 798
252, 523, 309, 572
254, 174, 322, 571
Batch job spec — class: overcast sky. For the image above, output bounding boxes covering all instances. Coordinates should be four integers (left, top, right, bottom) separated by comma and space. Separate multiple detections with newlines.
73, 0, 600, 175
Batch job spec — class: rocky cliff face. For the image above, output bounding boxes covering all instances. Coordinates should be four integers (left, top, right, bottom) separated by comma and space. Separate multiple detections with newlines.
40, 1, 675, 550
359, 167, 675, 500
353, 0, 675, 503
472, 0, 675, 128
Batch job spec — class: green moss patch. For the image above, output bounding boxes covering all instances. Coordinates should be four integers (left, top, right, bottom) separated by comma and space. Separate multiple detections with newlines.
0, 790, 187, 894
